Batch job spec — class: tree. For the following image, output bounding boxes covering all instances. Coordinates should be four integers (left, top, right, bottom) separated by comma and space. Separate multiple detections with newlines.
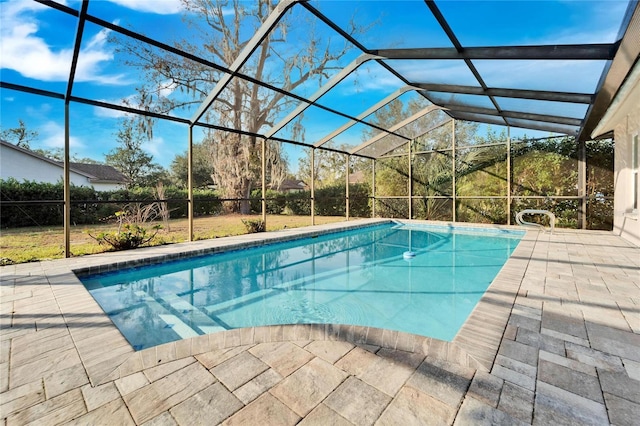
359, 95, 481, 218
115, 0, 361, 212
297, 143, 351, 189
170, 142, 215, 189
31, 147, 100, 164
170, 135, 288, 194
512, 136, 578, 197
1, 119, 38, 148
105, 117, 166, 188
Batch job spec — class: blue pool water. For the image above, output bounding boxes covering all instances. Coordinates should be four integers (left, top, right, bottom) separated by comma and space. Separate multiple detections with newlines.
80, 223, 523, 350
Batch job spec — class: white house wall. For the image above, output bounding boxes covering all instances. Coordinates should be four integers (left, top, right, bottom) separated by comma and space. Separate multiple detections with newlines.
590, 60, 640, 247
1, 145, 87, 186
86, 182, 125, 191
613, 110, 640, 246
612, 92, 640, 246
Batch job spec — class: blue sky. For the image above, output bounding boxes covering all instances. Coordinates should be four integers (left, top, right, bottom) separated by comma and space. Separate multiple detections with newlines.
0, 0, 631, 173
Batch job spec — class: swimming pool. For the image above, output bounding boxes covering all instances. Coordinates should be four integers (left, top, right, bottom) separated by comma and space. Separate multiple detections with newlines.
80, 223, 524, 350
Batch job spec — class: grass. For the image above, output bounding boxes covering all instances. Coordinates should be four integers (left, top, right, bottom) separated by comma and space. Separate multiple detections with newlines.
0, 215, 346, 265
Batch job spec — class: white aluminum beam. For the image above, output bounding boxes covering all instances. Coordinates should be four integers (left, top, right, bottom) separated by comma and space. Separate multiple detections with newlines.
190, 0, 304, 125
264, 53, 381, 139
350, 105, 444, 155
314, 85, 417, 148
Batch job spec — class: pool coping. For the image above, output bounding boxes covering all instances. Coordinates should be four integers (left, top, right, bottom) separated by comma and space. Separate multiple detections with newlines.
25, 218, 535, 386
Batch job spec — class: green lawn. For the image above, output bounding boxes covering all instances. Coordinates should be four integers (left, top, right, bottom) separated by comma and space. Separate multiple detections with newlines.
0, 215, 346, 265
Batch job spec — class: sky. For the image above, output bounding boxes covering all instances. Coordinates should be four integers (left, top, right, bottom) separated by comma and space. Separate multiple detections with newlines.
0, 0, 632, 174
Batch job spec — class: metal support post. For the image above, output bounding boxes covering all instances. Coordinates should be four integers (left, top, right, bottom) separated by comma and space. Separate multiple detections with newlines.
262, 139, 267, 226
311, 148, 315, 225
64, 104, 71, 257
507, 126, 512, 225
578, 138, 587, 229
452, 119, 456, 222
63, 0, 89, 257
346, 154, 350, 221
188, 125, 194, 240
408, 140, 413, 219
372, 159, 376, 218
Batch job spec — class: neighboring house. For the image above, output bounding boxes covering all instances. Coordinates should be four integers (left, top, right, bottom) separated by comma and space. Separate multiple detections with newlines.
0, 140, 129, 191
348, 170, 367, 185
592, 61, 640, 246
270, 178, 308, 192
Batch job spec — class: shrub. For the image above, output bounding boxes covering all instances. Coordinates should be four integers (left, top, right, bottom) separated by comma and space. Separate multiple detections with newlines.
91, 223, 161, 250
88, 209, 162, 250
241, 218, 265, 233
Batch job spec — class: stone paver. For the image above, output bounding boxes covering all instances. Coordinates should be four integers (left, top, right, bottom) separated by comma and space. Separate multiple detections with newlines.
221, 393, 300, 426
455, 395, 529, 426
406, 357, 474, 408
324, 376, 391, 425
466, 370, 503, 408
304, 340, 354, 364
169, 382, 243, 425
378, 385, 456, 425
602, 393, 640, 426
533, 381, 609, 426
233, 368, 283, 405
270, 357, 347, 417
298, 403, 351, 426
248, 341, 314, 377
5, 388, 87, 426
123, 362, 215, 424
1, 224, 639, 425
65, 398, 135, 426
141, 412, 178, 426
210, 351, 268, 391
538, 359, 603, 403
80, 382, 120, 412
497, 381, 534, 423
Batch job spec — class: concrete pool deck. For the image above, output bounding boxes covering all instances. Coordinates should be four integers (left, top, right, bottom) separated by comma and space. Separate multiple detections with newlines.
1, 219, 638, 425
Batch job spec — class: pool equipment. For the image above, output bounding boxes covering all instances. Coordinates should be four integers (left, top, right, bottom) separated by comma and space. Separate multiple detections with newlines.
403, 228, 416, 259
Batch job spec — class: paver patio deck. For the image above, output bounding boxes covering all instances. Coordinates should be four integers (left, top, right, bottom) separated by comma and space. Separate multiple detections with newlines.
1, 220, 638, 425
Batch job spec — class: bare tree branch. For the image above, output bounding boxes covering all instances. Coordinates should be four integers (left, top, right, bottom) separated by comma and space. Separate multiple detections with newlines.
111, 0, 362, 212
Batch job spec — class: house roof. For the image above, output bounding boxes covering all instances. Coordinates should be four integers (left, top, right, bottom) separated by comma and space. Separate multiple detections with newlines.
1, 140, 128, 184
591, 60, 640, 138
348, 170, 367, 184
68, 162, 129, 184
271, 179, 307, 191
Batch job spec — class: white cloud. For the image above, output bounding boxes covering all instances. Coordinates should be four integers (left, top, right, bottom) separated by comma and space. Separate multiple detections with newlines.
554, 1, 629, 44
93, 95, 139, 119
93, 106, 130, 119
25, 103, 53, 118
158, 80, 179, 98
0, 1, 128, 84
472, 59, 606, 94
142, 135, 165, 158
338, 64, 405, 95
93, 80, 180, 118
389, 61, 477, 86
106, 0, 183, 15
39, 121, 85, 151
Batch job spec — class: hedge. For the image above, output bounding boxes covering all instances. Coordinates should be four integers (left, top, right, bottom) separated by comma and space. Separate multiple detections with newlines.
250, 183, 371, 217
1, 179, 372, 228
0, 179, 221, 228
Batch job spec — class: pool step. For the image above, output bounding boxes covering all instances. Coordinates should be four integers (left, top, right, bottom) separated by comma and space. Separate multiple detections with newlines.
159, 294, 227, 335
158, 314, 200, 338
202, 266, 370, 317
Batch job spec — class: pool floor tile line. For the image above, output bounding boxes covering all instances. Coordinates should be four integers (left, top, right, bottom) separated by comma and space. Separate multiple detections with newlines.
1, 221, 639, 425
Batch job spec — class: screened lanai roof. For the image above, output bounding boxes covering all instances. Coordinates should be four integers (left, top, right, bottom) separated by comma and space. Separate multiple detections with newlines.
1, 0, 639, 160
